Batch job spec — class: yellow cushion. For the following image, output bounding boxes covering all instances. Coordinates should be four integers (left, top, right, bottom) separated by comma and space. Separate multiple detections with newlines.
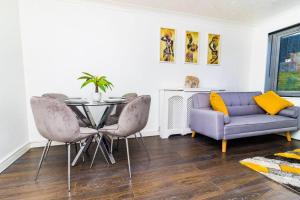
253, 91, 294, 115
210, 92, 229, 116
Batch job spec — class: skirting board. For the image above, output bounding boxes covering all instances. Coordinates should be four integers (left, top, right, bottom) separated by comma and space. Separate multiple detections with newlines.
0, 142, 31, 173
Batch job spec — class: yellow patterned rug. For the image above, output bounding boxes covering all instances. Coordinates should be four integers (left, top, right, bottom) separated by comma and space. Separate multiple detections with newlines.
240, 148, 300, 194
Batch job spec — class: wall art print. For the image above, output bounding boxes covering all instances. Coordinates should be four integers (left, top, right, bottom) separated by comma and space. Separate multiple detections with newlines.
160, 27, 176, 63
207, 33, 220, 65
185, 31, 199, 64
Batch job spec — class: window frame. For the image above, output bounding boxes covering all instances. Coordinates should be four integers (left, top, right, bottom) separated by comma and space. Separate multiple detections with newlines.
265, 23, 300, 97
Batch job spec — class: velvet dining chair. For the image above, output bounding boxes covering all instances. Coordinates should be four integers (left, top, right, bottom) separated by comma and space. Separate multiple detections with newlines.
105, 93, 138, 153
30, 96, 104, 191
42, 93, 91, 127
105, 93, 138, 126
90, 95, 151, 178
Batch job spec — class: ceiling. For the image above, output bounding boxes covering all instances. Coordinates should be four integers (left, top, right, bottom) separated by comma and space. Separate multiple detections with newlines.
89, 0, 300, 24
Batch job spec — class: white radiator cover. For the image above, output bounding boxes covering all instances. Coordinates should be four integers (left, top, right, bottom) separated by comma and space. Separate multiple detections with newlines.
159, 88, 224, 139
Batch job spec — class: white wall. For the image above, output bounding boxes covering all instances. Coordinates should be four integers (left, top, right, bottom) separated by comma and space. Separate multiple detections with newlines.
248, 5, 300, 139
0, 0, 29, 171
19, 0, 254, 143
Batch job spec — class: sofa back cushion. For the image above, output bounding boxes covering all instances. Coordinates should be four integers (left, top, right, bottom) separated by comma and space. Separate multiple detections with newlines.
192, 92, 265, 116
219, 92, 265, 116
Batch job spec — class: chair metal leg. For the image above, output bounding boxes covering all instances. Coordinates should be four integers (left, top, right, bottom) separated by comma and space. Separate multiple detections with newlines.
35, 140, 50, 181
138, 132, 150, 160
90, 135, 101, 168
125, 138, 132, 178
67, 143, 71, 192
99, 141, 110, 165
90, 134, 109, 168
110, 138, 114, 153
74, 142, 78, 154
79, 141, 85, 163
134, 134, 140, 144
116, 137, 120, 152
44, 140, 52, 161
71, 141, 85, 166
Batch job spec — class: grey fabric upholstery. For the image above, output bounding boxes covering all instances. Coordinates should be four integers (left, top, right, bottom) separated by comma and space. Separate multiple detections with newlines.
42, 93, 68, 103
31, 96, 97, 143
192, 92, 211, 109
224, 116, 231, 124
224, 127, 298, 140
278, 106, 299, 119
219, 92, 265, 116
224, 114, 297, 136
105, 115, 119, 126
100, 95, 151, 137
95, 95, 151, 178
190, 109, 224, 140
42, 93, 90, 127
31, 96, 99, 192
190, 92, 300, 141
191, 92, 229, 124
105, 93, 138, 126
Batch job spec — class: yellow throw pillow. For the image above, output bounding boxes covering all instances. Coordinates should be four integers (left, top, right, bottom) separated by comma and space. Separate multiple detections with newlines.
253, 91, 294, 115
210, 92, 229, 116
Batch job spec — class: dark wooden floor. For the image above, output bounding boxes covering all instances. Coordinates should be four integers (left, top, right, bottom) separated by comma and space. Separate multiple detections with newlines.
1, 134, 300, 200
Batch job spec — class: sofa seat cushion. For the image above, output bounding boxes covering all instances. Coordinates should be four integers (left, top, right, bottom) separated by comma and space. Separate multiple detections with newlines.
224, 114, 297, 135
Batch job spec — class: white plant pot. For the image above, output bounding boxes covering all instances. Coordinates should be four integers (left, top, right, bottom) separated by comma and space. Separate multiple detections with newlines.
91, 92, 102, 102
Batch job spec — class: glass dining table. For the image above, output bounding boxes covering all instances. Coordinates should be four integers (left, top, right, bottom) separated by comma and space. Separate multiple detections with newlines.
65, 98, 126, 166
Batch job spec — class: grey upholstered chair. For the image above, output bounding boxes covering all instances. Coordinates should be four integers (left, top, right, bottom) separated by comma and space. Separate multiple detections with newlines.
90, 95, 151, 178
30, 96, 101, 191
42, 93, 91, 127
105, 93, 138, 126
105, 93, 138, 153
41, 93, 68, 102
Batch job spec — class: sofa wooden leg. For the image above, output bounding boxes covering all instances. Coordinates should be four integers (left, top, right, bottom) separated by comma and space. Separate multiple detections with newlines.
191, 131, 196, 138
222, 140, 227, 153
285, 131, 292, 142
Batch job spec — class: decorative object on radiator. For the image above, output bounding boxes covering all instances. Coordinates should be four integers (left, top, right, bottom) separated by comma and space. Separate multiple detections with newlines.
184, 76, 199, 88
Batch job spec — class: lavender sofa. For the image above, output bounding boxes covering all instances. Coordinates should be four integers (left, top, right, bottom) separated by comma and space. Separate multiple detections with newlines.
189, 92, 300, 152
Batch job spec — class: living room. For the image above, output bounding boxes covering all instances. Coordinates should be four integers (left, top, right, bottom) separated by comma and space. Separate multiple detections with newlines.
1, 0, 300, 199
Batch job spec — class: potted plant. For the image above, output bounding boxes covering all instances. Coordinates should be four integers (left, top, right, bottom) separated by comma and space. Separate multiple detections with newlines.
78, 72, 113, 102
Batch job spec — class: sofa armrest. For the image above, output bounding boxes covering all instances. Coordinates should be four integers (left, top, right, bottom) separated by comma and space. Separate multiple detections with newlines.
278, 106, 300, 130
292, 106, 300, 130
189, 109, 224, 140
278, 106, 299, 119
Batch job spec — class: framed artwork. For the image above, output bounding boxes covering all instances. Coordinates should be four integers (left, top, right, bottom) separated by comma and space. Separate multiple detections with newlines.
160, 27, 176, 63
185, 31, 199, 64
207, 34, 221, 65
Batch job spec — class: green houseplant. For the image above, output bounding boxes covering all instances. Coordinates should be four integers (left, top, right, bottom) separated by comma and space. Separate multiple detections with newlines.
78, 72, 113, 101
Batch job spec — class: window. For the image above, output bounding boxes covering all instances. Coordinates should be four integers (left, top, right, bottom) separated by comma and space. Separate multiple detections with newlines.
265, 24, 300, 96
